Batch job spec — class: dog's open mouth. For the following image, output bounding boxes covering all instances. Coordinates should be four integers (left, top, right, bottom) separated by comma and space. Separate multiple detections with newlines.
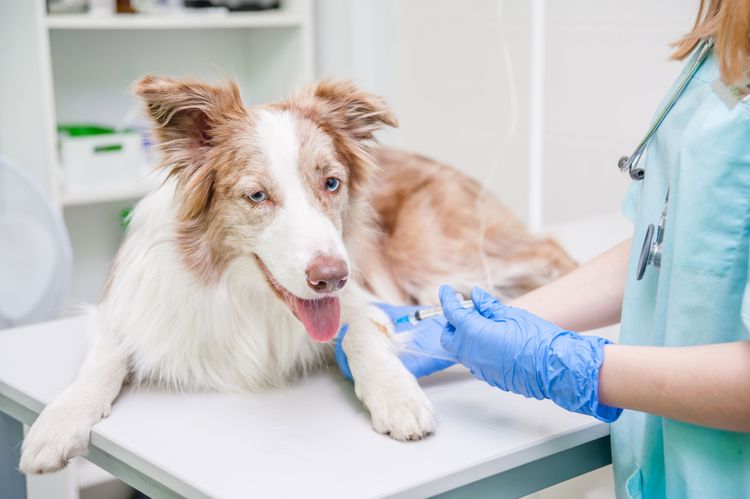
255, 256, 341, 343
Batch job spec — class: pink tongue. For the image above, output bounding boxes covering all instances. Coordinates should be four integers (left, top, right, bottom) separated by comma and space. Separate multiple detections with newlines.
292, 296, 341, 342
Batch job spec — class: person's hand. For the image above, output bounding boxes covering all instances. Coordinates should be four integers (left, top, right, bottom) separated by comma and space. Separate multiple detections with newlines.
439, 285, 622, 422
335, 303, 457, 381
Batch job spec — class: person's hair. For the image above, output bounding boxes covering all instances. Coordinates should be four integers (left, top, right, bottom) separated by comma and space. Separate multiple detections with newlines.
672, 0, 750, 82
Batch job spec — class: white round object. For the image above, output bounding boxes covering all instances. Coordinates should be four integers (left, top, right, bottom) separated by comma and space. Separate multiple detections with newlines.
0, 156, 72, 328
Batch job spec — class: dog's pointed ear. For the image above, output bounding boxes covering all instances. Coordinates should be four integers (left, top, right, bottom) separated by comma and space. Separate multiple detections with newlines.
307, 79, 398, 142
133, 75, 245, 219
290, 79, 397, 193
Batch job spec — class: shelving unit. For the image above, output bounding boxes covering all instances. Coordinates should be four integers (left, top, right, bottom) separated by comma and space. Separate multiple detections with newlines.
49, 4, 313, 208
3, 2, 314, 209
61, 178, 157, 206
45, 10, 305, 30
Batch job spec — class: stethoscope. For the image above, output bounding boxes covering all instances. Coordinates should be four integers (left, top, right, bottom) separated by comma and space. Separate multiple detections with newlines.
618, 38, 714, 280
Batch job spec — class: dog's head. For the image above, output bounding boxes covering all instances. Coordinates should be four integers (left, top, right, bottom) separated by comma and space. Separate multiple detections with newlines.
133, 76, 396, 342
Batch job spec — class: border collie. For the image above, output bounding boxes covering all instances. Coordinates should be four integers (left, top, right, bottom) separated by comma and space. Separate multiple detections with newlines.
20, 77, 575, 473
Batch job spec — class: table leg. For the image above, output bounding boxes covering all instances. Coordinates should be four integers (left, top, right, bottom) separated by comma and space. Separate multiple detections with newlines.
0, 411, 27, 499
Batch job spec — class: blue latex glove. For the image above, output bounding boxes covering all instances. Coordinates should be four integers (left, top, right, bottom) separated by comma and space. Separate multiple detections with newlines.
335, 303, 457, 381
439, 285, 622, 423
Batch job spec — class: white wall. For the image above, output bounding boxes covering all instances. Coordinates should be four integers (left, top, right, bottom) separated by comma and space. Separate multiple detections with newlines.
316, 0, 700, 227
317, 0, 533, 220
541, 0, 698, 224
0, 0, 57, 194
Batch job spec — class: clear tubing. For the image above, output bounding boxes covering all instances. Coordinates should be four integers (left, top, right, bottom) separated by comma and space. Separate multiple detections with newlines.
397, 345, 458, 363
389, 326, 459, 363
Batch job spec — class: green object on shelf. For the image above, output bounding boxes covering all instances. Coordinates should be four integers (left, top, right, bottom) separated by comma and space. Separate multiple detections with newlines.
58, 125, 115, 137
120, 206, 133, 231
58, 124, 136, 137
93, 143, 124, 154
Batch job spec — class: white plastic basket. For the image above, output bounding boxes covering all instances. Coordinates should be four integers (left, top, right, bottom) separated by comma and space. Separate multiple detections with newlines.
60, 132, 145, 192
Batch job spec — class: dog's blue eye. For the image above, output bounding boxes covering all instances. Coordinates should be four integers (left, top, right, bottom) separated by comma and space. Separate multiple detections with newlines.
325, 177, 341, 192
247, 191, 267, 203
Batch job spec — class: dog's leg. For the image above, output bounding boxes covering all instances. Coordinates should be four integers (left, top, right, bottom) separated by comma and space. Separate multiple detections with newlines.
20, 319, 128, 474
341, 292, 436, 441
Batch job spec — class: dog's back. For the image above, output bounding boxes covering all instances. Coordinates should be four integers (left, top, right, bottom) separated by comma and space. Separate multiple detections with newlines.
363, 148, 576, 305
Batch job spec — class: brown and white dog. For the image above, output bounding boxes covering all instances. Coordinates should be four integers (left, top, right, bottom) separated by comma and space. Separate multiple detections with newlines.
20, 77, 575, 473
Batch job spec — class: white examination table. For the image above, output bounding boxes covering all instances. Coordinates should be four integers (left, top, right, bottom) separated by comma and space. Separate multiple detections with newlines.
0, 213, 630, 498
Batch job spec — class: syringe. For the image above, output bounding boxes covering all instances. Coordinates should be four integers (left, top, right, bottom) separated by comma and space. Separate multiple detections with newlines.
393, 300, 474, 325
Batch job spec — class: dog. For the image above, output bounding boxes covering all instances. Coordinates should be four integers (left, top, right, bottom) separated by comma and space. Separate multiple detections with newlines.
20, 77, 575, 473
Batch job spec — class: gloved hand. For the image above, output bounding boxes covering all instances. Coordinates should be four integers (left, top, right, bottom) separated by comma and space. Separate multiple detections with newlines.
335, 302, 457, 381
439, 285, 622, 423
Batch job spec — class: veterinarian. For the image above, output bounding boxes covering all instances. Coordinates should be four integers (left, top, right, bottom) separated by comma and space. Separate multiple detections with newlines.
336, 1, 750, 497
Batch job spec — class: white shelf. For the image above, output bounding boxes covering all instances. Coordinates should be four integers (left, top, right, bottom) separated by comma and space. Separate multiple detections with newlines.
62, 181, 156, 206
46, 11, 303, 30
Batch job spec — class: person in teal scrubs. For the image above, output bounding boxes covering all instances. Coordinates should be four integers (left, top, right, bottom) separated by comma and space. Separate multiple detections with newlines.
440, 2, 750, 496
335, 1, 750, 497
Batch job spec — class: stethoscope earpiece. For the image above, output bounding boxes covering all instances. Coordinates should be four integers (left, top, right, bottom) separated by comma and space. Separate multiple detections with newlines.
619, 155, 646, 180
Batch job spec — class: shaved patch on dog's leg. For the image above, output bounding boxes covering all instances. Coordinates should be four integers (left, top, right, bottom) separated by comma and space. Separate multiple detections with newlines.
369, 317, 390, 338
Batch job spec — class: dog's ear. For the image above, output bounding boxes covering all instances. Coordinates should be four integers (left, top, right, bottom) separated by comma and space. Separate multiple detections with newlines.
133, 75, 245, 219
291, 79, 397, 193
308, 79, 398, 141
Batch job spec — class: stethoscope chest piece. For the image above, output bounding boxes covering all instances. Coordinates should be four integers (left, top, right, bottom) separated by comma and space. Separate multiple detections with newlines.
636, 223, 660, 280
636, 191, 668, 281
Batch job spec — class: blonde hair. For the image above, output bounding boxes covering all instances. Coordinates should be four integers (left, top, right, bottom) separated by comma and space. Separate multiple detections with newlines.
672, 0, 750, 82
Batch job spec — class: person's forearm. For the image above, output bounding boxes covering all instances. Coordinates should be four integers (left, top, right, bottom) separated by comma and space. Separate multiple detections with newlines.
510, 238, 631, 332
599, 342, 750, 432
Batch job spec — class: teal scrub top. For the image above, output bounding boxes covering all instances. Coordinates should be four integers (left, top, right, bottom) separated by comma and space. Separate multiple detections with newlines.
614, 47, 750, 498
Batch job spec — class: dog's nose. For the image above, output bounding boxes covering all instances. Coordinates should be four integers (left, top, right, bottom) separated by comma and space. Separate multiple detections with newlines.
306, 256, 348, 293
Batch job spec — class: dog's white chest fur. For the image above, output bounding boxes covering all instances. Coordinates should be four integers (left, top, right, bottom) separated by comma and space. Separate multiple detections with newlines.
99, 184, 328, 392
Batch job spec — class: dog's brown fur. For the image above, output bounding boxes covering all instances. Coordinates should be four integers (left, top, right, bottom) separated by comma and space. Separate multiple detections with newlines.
363, 148, 576, 304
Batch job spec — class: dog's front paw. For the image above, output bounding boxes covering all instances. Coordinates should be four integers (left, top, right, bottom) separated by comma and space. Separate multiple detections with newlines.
360, 376, 436, 441
20, 403, 94, 474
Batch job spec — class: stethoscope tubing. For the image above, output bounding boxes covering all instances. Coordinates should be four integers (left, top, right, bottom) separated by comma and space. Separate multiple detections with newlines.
627, 38, 713, 279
